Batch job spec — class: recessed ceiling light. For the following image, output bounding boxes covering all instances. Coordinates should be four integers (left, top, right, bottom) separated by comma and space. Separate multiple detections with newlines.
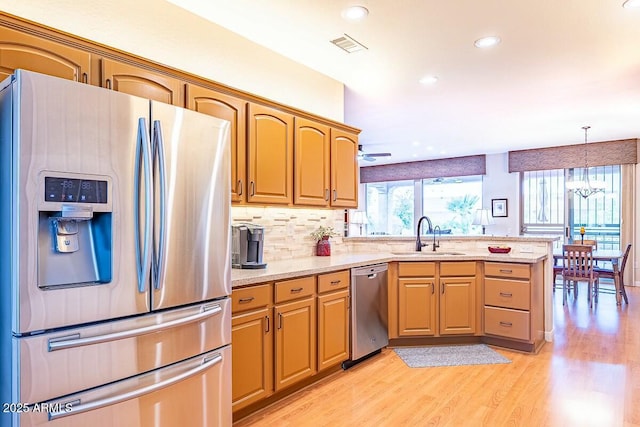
341, 5, 369, 21
412, 141, 421, 146
474, 36, 501, 48
419, 75, 438, 85
623, 0, 640, 8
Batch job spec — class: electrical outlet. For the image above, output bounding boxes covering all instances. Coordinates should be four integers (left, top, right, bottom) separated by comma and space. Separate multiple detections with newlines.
520, 245, 533, 253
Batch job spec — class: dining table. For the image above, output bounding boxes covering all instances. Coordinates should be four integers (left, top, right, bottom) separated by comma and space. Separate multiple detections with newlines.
553, 248, 625, 305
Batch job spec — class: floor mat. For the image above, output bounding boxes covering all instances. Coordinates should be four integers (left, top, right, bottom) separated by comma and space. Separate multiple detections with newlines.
393, 344, 511, 368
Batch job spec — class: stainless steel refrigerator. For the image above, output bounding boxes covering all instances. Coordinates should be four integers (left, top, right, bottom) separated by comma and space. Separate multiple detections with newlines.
0, 70, 232, 426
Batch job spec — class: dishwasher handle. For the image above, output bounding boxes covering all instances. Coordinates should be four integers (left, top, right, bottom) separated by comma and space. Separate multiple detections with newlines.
351, 263, 388, 277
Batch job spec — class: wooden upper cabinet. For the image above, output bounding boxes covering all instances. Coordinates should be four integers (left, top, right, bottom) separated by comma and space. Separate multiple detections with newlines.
294, 117, 330, 206
330, 129, 359, 208
0, 26, 91, 83
101, 58, 183, 106
247, 103, 294, 205
186, 84, 247, 203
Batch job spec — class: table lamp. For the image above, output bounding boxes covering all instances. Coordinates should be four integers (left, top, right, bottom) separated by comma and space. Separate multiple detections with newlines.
472, 208, 494, 235
350, 211, 369, 236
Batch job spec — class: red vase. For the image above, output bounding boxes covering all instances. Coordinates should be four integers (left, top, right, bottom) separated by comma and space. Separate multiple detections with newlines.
316, 237, 331, 256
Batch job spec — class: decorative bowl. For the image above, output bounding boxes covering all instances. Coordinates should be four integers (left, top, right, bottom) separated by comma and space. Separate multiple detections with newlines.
488, 246, 511, 254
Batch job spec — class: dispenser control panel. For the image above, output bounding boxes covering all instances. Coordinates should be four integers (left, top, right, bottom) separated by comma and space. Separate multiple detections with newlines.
45, 177, 108, 204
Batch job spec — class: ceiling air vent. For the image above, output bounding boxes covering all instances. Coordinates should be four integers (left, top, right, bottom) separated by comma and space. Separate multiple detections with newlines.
330, 34, 368, 53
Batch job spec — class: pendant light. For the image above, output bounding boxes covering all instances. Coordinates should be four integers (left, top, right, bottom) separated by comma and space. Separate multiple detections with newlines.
565, 126, 606, 198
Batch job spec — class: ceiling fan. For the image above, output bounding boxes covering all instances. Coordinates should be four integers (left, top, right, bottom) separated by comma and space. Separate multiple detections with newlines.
357, 144, 391, 162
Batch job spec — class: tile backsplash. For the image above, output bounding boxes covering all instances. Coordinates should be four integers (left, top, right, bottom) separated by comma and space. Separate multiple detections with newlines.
231, 206, 347, 261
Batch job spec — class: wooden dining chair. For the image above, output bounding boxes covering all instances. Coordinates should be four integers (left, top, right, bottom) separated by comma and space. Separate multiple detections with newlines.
594, 243, 631, 304
553, 240, 597, 293
562, 244, 599, 307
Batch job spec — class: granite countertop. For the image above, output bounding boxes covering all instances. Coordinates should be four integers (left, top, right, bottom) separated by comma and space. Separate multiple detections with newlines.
231, 250, 547, 288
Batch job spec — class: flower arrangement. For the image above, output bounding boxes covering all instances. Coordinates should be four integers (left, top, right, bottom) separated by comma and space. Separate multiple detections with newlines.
310, 226, 340, 242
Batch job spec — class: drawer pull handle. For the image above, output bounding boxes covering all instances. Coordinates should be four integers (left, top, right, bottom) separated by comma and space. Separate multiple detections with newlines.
499, 292, 513, 298
499, 321, 513, 327
499, 269, 513, 274
278, 312, 283, 329
441, 282, 445, 294
265, 315, 270, 333
290, 287, 304, 293
239, 297, 255, 303
431, 282, 435, 295
330, 280, 341, 285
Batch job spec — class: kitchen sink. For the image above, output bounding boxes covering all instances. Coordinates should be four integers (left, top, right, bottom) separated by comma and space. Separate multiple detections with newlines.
391, 251, 466, 256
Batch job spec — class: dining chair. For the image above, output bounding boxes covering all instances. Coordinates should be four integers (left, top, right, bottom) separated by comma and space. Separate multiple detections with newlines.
593, 243, 631, 304
562, 244, 599, 307
553, 240, 597, 294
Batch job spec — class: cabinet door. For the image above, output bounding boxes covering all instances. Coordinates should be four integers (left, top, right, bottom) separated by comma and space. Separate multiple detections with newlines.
294, 117, 330, 206
186, 84, 247, 202
317, 289, 349, 371
247, 103, 294, 205
101, 58, 183, 106
398, 278, 437, 336
439, 277, 476, 335
0, 26, 91, 83
274, 297, 316, 391
330, 129, 358, 208
231, 307, 273, 411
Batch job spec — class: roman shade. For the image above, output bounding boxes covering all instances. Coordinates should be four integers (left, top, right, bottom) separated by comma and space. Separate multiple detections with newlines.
508, 138, 638, 173
360, 155, 486, 183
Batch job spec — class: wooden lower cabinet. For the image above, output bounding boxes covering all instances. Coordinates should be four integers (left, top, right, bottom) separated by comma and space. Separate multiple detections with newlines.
439, 275, 477, 335
317, 269, 350, 371
398, 277, 436, 336
396, 261, 478, 337
483, 261, 545, 352
231, 284, 273, 412
274, 296, 316, 390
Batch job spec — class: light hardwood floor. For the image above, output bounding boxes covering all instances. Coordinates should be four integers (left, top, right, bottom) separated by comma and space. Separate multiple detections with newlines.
234, 284, 640, 427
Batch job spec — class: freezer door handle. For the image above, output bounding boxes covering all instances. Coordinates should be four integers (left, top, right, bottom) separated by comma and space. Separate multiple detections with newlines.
135, 117, 153, 293
48, 303, 222, 352
152, 120, 167, 290
49, 352, 224, 420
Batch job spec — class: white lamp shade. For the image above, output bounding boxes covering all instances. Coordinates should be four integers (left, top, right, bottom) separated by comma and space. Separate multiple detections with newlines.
472, 209, 494, 226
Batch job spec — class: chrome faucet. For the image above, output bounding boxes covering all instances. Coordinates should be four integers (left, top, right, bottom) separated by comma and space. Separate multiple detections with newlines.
432, 225, 441, 252
415, 216, 433, 251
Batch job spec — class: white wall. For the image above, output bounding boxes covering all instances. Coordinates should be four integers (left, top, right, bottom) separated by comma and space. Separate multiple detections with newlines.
482, 153, 520, 237
0, 0, 345, 121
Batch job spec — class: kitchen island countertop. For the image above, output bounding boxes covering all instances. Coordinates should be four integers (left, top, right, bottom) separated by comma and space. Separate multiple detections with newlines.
231, 250, 547, 288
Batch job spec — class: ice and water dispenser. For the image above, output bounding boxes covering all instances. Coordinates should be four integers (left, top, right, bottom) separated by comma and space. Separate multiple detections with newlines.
37, 174, 112, 288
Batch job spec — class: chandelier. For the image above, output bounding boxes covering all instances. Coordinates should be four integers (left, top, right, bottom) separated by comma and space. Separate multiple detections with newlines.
565, 126, 606, 198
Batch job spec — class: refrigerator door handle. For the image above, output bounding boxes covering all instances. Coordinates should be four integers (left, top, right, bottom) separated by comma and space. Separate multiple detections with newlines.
152, 119, 167, 289
48, 352, 223, 420
48, 303, 222, 352
135, 117, 153, 293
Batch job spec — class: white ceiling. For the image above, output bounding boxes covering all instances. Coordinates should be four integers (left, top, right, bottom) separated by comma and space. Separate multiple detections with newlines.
168, 0, 640, 166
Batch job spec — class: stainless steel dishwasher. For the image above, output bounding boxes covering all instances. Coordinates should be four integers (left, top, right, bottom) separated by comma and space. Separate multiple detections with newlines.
344, 263, 389, 368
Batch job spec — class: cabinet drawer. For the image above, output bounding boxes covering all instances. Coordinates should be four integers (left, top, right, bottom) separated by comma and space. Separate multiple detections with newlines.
317, 270, 349, 293
485, 262, 530, 279
484, 307, 530, 341
440, 261, 475, 277
485, 278, 530, 310
232, 284, 272, 313
275, 276, 315, 303
398, 262, 436, 277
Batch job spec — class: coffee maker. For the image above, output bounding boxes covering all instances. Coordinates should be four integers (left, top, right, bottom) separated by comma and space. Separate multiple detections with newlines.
232, 223, 267, 269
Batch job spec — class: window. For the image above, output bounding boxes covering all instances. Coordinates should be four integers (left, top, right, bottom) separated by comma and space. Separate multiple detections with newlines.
521, 165, 621, 250
422, 176, 483, 234
365, 180, 415, 235
364, 176, 483, 235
